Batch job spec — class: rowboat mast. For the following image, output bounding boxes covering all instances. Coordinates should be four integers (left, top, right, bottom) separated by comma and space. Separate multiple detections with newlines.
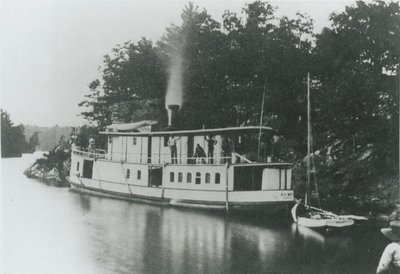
305, 73, 311, 206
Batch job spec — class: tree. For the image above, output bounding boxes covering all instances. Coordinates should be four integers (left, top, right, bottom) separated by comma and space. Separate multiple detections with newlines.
27, 131, 40, 153
158, 2, 231, 129
314, 1, 399, 151
1, 109, 31, 157
79, 1, 315, 136
79, 38, 168, 129
312, 0, 400, 191
222, 1, 314, 151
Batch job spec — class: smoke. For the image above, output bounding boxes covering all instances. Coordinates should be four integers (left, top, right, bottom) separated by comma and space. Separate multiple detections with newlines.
165, 51, 183, 109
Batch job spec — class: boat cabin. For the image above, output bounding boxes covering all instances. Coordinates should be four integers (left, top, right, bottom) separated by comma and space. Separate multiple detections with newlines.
69, 119, 293, 211
101, 121, 275, 165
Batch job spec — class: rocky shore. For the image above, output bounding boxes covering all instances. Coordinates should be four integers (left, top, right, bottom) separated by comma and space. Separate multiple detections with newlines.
24, 140, 71, 186
24, 158, 70, 186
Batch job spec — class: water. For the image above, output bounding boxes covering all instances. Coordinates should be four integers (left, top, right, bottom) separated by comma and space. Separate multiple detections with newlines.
1, 153, 389, 274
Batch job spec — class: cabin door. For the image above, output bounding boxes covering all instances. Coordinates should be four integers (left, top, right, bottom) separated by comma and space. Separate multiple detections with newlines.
233, 166, 262, 191
147, 136, 152, 163
149, 167, 162, 187
187, 135, 194, 164
82, 160, 93, 179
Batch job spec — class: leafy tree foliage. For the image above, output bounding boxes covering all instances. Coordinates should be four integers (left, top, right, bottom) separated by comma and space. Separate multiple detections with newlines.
81, 1, 314, 133
313, 0, 399, 189
73, 125, 106, 149
1, 109, 36, 157
221, 1, 314, 148
159, 2, 229, 129
78, 1, 399, 208
79, 39, 167, 129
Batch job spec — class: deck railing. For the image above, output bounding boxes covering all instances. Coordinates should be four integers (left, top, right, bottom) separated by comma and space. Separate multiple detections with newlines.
71, 146, 236, 165
72, 147, 107, 159
71, 146, 278, 166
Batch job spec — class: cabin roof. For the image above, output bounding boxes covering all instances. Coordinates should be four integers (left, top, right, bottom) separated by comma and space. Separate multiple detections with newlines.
100, 126, 273, 137
105, 120, 158, 132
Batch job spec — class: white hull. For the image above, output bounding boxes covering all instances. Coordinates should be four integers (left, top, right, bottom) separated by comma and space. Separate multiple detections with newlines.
291, 203, 355, 229
68, 168, 293, 212
297, 217, 354, 229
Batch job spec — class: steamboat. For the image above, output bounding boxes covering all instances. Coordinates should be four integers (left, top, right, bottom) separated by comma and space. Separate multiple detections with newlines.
68, 105, 294, 212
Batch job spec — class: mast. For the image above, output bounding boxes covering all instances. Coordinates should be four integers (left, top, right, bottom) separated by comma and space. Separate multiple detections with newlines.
257, 82, 267, 161
305, 73, 311, 206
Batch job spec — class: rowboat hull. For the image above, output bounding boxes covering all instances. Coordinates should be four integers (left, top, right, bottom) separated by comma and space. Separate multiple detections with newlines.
297, 216, 354, 229
291, 203, 355, 229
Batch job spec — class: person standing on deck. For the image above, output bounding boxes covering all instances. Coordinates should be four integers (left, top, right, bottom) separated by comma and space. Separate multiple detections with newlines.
271, 131, 284, 161
377, 220, 400, 274
221, 136, 231, 163
88, 137, 96, 156
260, 132, 270, 162
168, 134, 180, 164
194, 144, 206, 164
205, 135, 217, 164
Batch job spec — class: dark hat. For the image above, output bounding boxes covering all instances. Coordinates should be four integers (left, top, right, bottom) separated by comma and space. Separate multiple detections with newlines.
381, 220, 400, 241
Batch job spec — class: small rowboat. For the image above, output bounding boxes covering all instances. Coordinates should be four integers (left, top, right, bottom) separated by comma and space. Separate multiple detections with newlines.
291, 203, 355, 229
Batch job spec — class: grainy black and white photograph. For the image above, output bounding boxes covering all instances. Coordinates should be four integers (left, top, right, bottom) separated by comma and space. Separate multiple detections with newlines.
1, 0, 399, 273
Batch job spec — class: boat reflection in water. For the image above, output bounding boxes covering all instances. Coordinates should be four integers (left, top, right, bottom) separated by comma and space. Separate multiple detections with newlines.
291, 223, 326, 243
68, 189, 383, 274
71, 192, 295, 274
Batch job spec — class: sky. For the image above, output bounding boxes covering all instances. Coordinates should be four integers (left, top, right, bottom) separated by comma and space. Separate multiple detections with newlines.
1, 0, 355, 127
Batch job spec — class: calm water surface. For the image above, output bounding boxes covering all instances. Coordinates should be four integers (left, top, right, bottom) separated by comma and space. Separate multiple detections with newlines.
2, 153, 389, 274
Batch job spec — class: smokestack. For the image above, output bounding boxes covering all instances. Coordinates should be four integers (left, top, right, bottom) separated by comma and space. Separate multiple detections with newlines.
167, 104, 179, 129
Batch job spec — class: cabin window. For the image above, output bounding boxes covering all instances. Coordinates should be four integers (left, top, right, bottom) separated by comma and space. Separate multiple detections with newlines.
205, 173, 210, 184
170, 172, 175, 182
137, 170, 141, 180
133, 137, 137, 145
215, 173, 220, 184
195, 172, 201, 184
178, 172, 183, 183
164, 136, 169, 147
76, 162, 80, 171
187, 173, 192, 183
126, 169, 130, 179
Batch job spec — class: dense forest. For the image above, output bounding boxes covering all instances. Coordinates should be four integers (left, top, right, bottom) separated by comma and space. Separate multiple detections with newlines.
1, 110, 39, 157
78, 1, 399, 213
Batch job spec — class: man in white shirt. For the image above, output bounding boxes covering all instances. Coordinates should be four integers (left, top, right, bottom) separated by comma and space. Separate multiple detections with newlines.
168, 134, 180, 164
377, 220, 400, 273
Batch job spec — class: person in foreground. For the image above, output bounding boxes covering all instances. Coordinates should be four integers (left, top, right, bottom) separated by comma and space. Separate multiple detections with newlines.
377, 220, 400, 273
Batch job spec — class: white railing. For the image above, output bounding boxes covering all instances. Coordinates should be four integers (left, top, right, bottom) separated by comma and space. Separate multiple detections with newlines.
72, 147, 260, 166
72, 146, 232, 165
72, 147, 107, 159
